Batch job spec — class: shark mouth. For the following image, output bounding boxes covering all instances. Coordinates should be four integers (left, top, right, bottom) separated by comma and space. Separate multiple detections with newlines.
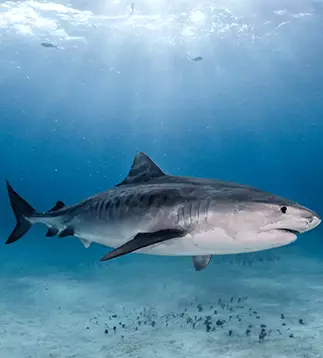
279, 228, 300, 235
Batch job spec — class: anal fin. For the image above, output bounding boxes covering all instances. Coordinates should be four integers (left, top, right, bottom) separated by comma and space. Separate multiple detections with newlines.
100, 228, 186, 262
192, 255, 213, 271
45, 227, 59, 237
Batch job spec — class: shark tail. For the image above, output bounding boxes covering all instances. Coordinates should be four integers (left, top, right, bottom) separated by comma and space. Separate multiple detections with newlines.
6, 180, 36, 244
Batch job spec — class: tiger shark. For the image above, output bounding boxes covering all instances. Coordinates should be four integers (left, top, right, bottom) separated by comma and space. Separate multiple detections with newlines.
5, 152, 321, 271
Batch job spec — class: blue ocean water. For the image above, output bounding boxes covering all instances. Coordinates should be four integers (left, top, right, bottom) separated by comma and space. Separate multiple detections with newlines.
0, 0, 323, 356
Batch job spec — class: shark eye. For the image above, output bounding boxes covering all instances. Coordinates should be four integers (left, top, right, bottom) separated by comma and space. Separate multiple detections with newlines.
280, 206, 287, 214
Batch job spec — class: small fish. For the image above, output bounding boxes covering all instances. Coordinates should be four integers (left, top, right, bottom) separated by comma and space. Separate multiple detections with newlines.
41, 42, 59, 50
5, 152, 321, 271
190, 56, 203, 62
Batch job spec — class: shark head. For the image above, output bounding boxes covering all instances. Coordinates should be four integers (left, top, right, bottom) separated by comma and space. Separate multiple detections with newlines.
229, 192, 321, 250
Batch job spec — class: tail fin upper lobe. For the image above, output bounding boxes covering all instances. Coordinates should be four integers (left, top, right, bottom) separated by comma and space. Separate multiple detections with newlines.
6, 180, 36, 244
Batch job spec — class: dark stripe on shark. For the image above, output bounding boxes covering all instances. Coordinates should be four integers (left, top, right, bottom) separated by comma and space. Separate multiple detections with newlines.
100, 228, 186, 262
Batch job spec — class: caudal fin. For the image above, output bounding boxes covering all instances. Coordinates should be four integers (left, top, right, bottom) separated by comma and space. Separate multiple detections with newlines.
6, 180, 36, 244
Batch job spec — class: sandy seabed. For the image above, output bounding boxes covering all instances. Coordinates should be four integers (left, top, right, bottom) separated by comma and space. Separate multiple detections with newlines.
0, 246, 323, 358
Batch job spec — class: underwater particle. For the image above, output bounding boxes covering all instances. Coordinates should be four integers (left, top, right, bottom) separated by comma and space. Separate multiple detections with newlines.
299, 319, 304, 325
112, 314, 117, 318
121, 335, 124, 339
282, 323, 286, 326
260, 324, 267, 328
289, 334, 294, 338
197, 304, 203, 312
151, 321, 156, 327
246, 329, 251, 336
281, 314, 285, 319
256, 316, 260, 319
104, 329, 108, 334
206, 324, 212, 332
214, 310, 217, 315
122, 324, 125, 328
229, 330, 233, 336
86, 327, 90, 330
113, 326, 116, 333
216, 319, 224, 326
248, 324, 253, 328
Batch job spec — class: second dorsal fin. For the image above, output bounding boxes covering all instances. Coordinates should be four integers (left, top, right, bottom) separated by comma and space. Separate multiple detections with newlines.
48, 200, 66, 212
116, 152, 165, 186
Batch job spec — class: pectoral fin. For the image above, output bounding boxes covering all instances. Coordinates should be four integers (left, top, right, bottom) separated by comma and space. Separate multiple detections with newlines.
192, 255, 213, 271
100, 228, 186, 262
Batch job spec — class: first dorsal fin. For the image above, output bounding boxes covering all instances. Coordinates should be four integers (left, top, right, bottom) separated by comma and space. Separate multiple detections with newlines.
48, 200, 66, 212
116, 152, 165, 186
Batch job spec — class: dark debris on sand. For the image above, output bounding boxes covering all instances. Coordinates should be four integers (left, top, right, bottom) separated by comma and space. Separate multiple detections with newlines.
81, 287, 305, 346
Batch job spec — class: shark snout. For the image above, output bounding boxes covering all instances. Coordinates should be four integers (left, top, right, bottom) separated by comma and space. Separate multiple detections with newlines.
298, 207, 321, 233
305, 213, 321, 232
